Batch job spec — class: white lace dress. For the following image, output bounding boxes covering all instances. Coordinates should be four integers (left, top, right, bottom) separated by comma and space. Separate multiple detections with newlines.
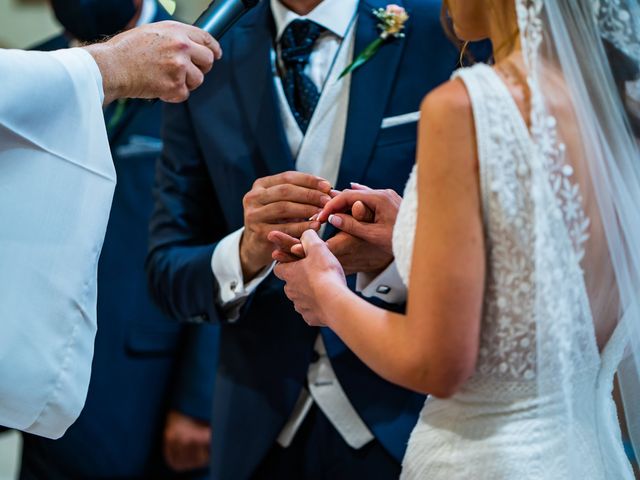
393, 64, 634, 479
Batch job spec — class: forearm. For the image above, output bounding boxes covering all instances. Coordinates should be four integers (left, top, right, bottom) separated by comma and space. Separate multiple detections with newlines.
321, 284, 431, 394
146, 243, 219, 324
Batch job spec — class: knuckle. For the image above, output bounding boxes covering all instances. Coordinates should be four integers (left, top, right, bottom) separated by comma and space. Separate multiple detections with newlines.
244, 207, 257, 223
191, 72, 205, 90
275, 184, 289, 198
178, 87, 190, 101
174, 58, 190, 75
252, 179, 261, 190
244, 189, 258, 204
282, 171, 295, 184
171, 38, 190, 52
169, 77, 183, 91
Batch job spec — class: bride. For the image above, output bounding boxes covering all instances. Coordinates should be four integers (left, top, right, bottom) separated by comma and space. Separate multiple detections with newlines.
270, 0, 640, 478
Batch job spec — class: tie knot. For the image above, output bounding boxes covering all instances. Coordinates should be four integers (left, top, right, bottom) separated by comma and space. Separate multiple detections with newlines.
280, 19, 326, 67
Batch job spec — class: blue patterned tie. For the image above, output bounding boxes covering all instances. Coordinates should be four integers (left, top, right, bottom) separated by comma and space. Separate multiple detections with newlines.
280, 19, 326, 133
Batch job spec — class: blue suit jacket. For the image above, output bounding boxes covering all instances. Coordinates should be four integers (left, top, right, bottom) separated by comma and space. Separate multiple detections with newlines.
20, 6, 219, 479
147, 1, 459, 478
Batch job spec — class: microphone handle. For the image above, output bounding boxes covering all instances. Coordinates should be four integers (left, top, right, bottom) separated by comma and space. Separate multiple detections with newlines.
194, 0, 248, 38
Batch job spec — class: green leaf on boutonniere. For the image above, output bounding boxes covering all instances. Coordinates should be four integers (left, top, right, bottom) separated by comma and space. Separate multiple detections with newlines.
339, 37, 385, 79
339, 6, 409, 80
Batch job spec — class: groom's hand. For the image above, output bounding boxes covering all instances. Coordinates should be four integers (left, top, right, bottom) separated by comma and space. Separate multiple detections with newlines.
163, 410, 211, 472
84, 21, 222, 105
240, 172, 331, 281
327, 232, 393, 276
270, 198, 393, 276
326, 195, 392, 275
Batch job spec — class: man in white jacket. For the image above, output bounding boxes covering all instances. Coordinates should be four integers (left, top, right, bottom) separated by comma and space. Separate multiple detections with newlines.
0, 21, 221, 439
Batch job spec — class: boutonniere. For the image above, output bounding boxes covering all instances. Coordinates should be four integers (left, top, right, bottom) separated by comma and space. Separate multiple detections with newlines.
339, 4, 409, 79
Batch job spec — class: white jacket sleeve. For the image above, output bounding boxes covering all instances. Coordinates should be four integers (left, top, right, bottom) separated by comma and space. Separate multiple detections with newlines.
0, 48, 115, 439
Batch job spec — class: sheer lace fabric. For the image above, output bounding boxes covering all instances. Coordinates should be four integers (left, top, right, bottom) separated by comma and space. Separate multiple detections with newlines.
393, 64, 634, 479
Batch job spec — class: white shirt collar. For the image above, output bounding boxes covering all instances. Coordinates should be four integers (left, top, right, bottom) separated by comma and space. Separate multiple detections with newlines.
270, 0, 358, 41
136, 0, 158, 27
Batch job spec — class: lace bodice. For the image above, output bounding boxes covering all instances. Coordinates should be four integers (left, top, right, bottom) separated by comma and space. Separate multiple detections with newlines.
395, 63, 634, 479
393, 64, 600, 388
395, 64, 540, 385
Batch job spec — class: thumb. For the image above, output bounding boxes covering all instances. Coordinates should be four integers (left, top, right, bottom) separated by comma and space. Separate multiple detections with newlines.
300, 229, 324, 254
352, 200, 375, 223
327, 214, 367, 239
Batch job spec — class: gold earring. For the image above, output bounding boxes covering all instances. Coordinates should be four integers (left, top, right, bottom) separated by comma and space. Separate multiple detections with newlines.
459, 41, 470, 68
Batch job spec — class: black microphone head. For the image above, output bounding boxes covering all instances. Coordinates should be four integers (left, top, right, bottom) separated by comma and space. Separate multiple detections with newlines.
243, 0, 260, 6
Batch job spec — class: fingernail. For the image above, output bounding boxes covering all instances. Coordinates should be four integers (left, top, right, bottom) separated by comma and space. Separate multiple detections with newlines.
310, 221, 321, 230
320, 196, 331, 206
350, 182, 360, 188
328, 215, 342, 228
308, 214, 319, 221
319, 181, 332, 192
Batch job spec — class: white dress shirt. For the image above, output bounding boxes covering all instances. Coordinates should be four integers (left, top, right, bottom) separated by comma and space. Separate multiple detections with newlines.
211, 0, 375, 450
356, 261, 407, 304
0, 48, 115, 439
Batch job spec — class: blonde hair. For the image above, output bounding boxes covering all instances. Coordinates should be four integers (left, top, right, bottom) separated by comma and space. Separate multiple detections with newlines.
440, 0, 520, 65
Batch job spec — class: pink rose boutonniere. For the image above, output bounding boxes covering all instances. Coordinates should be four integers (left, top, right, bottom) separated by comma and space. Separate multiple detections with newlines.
339, 4, 410, 79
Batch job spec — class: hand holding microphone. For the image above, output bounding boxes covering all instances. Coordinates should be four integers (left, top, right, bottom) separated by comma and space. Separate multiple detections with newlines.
85, 21, 222, 104
84, 0, 260, 104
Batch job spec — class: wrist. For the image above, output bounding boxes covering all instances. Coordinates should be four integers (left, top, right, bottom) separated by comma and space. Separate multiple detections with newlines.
240, 232, 269, 282
316, 281, 350, 328
83, 42, 127, 105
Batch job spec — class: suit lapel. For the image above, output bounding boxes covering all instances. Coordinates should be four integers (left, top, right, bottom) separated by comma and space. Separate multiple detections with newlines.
231, 3, 294, 175
336, 0, 408, 189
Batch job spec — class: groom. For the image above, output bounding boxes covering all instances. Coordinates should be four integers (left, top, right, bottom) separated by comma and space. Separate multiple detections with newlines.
147, 0, 458, 478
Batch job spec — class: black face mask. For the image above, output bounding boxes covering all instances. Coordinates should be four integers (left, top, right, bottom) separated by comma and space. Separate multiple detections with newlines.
50, 0, 137, 42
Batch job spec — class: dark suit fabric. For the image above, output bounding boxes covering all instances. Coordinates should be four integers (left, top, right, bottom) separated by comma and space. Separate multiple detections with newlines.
146, 1, 459, 479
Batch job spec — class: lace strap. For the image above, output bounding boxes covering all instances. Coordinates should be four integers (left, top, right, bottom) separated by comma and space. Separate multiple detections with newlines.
452, 64, 532, 228
452, 65, 502, 228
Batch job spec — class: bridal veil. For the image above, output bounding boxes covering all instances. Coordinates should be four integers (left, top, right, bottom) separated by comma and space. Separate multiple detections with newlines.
516, 0, 640, 475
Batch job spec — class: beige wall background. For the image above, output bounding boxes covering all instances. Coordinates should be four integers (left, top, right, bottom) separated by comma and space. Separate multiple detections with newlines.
0, 0, 211, 48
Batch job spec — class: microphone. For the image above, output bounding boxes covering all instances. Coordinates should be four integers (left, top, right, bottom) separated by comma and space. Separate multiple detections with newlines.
194, 0, 260, 38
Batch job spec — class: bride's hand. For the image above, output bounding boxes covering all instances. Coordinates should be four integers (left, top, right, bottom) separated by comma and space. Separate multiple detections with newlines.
317, 187, 402, 255
273, 230, 347, 327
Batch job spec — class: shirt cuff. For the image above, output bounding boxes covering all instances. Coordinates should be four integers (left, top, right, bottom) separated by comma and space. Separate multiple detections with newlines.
356, 260, 407, 304
66, 48, 105, 105
211, 227, 274, 307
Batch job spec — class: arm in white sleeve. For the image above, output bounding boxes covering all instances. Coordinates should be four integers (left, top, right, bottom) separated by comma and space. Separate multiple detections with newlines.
211, 227, 274, 321
0, 48, 115, 439
356, 260, 407, 304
